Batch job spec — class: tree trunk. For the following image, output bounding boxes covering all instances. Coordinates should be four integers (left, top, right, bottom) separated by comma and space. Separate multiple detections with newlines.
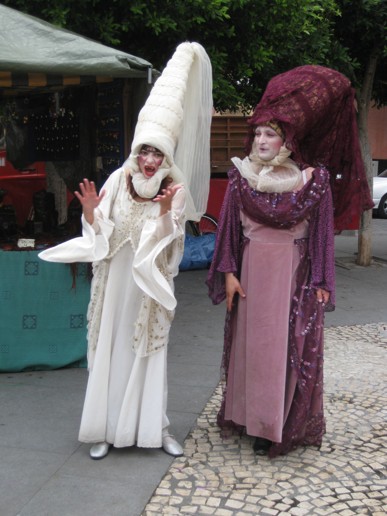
357, 208, 373, 265
357, 114, 373, 266
355, 49, 380, 266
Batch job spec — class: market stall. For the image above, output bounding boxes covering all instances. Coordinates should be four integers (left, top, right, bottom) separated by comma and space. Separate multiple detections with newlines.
0, 5, 156, 371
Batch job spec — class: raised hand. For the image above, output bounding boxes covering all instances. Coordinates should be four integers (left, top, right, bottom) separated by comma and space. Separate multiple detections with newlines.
74, 179, 105, 225
153, 184, 183, 216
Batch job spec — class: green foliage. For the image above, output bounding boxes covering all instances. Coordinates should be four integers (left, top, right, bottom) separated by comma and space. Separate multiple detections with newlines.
2, 0, 386, 110
330, 0, 387, 107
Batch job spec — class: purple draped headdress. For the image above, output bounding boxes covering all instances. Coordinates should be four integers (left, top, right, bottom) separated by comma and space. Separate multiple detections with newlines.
245, 65, 373, 230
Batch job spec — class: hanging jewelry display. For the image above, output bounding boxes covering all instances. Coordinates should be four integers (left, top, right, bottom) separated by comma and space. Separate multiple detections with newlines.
30, 92, 80, 161
96, 81, 124, 180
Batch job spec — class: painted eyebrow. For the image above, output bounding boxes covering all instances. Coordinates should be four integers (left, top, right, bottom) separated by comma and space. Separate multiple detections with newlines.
255, 129, 277, 135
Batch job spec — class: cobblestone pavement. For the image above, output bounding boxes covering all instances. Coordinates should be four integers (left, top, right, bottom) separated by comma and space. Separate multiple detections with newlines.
143, 324, 387, 515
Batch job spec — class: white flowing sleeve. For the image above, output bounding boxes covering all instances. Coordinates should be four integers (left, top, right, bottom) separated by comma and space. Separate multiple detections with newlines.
133, 187, 186, 311
38, 169, 122, 263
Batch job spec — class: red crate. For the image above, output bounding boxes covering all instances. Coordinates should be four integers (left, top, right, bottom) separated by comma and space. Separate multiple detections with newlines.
0, 151, 46, 226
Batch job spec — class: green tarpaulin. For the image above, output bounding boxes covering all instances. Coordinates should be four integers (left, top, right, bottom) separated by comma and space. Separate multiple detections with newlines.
0, 4, 153, 80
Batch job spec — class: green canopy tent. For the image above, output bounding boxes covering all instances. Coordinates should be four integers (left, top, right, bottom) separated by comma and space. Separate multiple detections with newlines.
0, 4, 154, 87
0, 4, 157, 192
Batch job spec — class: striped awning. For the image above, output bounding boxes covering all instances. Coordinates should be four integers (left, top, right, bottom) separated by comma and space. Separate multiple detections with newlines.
0, 71, 113, 94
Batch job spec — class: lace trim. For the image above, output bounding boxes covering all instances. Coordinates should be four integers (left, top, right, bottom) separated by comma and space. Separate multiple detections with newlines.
86, 260, 109, 369
233, 154, 302, 193
86, 173, 181, 364
133, 294, 175, 356
106, 174, 154, 260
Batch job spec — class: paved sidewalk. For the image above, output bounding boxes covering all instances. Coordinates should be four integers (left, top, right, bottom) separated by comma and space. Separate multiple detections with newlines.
144, 219, 387, 515
0, 220, 386, 516
143, 323, 387, 515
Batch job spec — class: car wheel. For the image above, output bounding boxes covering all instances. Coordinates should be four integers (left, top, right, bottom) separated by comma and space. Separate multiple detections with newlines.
378, 194, 387, 218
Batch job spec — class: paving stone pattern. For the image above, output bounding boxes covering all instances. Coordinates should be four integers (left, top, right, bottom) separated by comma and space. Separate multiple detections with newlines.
143, 324, 387, 515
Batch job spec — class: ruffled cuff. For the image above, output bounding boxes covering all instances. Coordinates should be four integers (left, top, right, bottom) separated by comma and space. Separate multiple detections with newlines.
38, 214, 114, 263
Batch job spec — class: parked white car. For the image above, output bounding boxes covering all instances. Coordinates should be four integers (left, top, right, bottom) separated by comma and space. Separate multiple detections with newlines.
373, 170, 387, 218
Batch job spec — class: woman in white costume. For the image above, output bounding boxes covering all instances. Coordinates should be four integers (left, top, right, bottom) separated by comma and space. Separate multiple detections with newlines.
39, 42, 213, 460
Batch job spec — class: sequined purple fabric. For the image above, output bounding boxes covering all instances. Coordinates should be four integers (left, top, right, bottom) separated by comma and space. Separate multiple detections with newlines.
269, 238, 326, 457
207, 166, 335, 307
206, 166, 335, 457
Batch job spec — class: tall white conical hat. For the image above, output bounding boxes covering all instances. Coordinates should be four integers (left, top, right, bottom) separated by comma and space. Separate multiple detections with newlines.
124, 42, 213, 221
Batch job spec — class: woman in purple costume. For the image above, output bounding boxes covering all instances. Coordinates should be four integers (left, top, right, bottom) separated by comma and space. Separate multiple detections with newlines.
207, 65, 373, 457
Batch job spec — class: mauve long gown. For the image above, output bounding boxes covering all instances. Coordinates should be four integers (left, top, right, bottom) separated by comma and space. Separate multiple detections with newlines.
224, 211, 310, 443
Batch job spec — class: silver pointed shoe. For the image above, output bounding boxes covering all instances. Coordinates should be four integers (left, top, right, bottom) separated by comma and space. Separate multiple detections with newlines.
89, 442, 111, 460
162, 434, 184, 457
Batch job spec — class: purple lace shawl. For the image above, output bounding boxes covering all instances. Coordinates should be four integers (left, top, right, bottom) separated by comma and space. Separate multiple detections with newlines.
206, 165, 335, 457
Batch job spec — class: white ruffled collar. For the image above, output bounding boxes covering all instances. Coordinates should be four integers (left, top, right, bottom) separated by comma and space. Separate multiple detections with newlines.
232, 145, 302, 193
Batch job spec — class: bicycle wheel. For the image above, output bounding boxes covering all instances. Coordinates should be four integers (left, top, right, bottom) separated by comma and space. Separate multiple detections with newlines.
197, 213, 218, 235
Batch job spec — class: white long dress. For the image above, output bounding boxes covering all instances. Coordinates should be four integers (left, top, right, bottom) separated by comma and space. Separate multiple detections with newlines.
39, 168, 186, 448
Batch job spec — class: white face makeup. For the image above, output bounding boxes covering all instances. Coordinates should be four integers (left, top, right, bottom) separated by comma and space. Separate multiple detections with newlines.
138, 146, 164, 178
254, 126, 284, 162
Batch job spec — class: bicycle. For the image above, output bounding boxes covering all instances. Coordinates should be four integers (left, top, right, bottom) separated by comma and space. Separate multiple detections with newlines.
186, 213, 218, 237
